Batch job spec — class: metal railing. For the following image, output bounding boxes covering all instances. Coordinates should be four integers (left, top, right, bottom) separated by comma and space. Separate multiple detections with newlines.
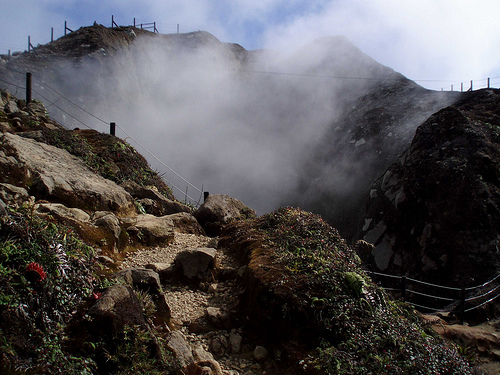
367, 271, 500, 324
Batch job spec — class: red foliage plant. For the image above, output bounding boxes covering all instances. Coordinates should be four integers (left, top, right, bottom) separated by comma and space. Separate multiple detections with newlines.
26, 262, 47, 282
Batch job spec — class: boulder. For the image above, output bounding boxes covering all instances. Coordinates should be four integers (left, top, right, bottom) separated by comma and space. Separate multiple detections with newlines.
357, 90, 500, 287
0, 133, 136, 216
194, 194, 255, 236
35, 202, 120, 252
165, 331, 195, 372
170, 212, 206, 235
206, 307, 229, 329
145, 262, 176, 284
175, 247, 216, 281
121, 180, 190, 216
0, 198, 7, 216
128, 214, 175, 247
0, 183, 29, 203
36, 202, 91, 223
253, 346, 269, 361
87, 284, 147, 333
113, 268, 162, 294
431, 320, 500, 359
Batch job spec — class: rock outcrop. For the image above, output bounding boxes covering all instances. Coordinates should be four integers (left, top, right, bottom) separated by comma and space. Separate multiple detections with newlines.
0, 132, 136, 216
194, 194, 255, 236
358, 89, 500, 287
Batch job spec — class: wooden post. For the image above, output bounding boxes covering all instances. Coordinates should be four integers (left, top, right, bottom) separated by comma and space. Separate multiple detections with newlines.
451, 84, 453, 92
459, 286, 466, 324
8, 50, 11, 61
401, 276, 407, 302
488, 78, 490, 88
461, 82, 463, 92
470, 80, 473, 91
110, 122, 116, 136
28, 36, 31, 52
204, 192, 209, 202
26, 73, 32, 104
112, 15, 114, 28
177, 24, 180, 34
65, 21, 67, 35
133, 18, 136, 27
154, 22, 158, 33
51, 27, 54, 42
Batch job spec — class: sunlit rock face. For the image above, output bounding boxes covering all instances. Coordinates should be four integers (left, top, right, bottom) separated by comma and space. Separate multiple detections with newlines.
358, 89, 500, 287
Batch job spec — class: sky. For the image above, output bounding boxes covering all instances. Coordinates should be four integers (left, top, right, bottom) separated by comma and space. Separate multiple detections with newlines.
1, 0, 500, 90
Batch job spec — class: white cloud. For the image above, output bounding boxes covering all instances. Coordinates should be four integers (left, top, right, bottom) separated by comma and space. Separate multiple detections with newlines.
262, 0, 500, 89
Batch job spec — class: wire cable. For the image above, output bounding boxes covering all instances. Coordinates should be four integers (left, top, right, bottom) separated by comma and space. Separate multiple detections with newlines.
0, 77, 25, 90
115, 124, 203, 195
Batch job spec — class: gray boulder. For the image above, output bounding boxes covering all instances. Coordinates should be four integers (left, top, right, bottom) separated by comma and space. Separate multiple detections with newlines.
0, 183, 29, 203
170, 212, 205, 235
166, 331, 195, 371
194, 194, 255, 236
113, 268, 162, 294
175, 247, 217, 281
128, 214, 175, 247
0, 132, 136, 216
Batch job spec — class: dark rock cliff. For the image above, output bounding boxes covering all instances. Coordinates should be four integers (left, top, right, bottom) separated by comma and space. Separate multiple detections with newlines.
358, 89, 500, 287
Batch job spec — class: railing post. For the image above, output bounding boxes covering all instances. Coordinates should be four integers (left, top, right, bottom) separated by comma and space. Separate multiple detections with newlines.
401, 276, 407, 302
110, 122, 116, 136
26, 72, 32, 104
204, 192, 209, 202
460, 286, 466, 325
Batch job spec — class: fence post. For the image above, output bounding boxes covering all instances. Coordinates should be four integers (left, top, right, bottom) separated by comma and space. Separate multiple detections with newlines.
26, 73, 32, 104
110, 122, 116, 136
461, 82, 463, 92
459, 286, 466, 324
28, 36, 31, 53
470, 80, 473, 91
65, 21, 67, 35
177, 24, 180, 34
451, 84, 453, 92
401, 276, 407, 302
488, 78, 490, 88
204, 192, 209, 202
133, 18, 136, 27
8, 50, 11, 61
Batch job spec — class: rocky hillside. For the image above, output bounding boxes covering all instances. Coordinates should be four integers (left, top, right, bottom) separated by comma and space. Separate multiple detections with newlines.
357, 89, 500, 291
0, 90, 481, 374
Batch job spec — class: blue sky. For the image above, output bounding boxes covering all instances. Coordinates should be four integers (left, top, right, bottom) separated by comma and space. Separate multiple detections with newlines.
1, 0, 500, 90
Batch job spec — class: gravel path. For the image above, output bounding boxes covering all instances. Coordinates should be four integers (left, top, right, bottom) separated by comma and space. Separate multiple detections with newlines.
120, 232, 259, 375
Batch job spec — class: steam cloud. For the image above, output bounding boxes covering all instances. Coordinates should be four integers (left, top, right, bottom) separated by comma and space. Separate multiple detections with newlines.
49, 32, 382, 214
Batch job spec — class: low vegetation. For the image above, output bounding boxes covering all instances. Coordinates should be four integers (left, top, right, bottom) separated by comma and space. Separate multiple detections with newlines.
35, 128, 174, 200
252, 207, 474, 374
0, 204, 171, 374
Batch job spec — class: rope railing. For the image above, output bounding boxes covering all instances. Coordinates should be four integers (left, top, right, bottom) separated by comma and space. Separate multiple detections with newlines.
366, 270, 500, 323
